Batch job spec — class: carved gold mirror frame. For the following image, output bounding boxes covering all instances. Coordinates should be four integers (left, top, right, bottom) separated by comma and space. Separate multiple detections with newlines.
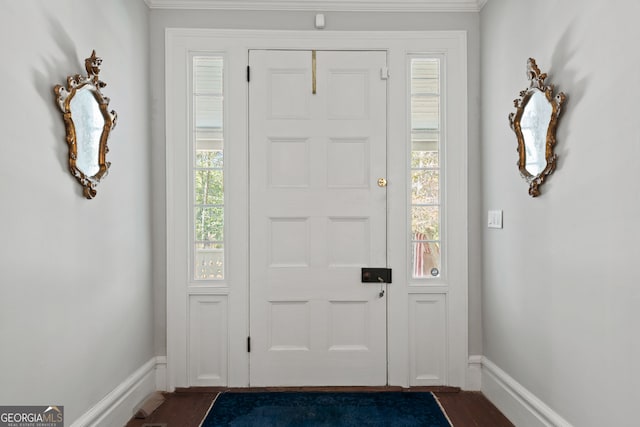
54, 51, 117, 199
509, 58, 566, 197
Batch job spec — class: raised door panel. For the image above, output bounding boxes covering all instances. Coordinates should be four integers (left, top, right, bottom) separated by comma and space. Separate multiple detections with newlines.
409, 293, 447, 385
189, 295, 228, 386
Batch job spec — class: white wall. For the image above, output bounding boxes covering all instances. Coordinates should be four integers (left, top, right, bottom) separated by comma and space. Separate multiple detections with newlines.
149, 7, 483, 363
0, 1, 153, 424
481, 1, 640, 425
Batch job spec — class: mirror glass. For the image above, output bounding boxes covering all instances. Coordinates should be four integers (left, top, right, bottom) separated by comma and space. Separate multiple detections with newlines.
54, 51, 116, 199
521, 89, 552, 176
70, 87, 103, 177
508, 58, 565, 197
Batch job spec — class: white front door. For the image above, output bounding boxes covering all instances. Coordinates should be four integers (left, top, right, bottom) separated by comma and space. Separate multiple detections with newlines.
249, 50, 388, 386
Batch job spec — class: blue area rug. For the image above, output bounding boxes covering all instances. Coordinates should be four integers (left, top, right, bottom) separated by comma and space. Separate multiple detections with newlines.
201, 392, 451, 426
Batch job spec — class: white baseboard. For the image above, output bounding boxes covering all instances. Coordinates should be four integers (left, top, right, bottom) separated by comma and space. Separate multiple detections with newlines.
481, 357, 573, 427
70, 357, 158, 427
465, 355, 482, 390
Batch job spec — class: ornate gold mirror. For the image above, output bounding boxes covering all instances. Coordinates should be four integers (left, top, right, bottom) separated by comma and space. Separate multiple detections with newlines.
509, 58, 566, 197
54, 51, 117, 199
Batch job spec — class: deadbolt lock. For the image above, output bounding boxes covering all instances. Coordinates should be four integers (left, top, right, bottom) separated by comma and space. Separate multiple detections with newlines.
377, 178, 387, 187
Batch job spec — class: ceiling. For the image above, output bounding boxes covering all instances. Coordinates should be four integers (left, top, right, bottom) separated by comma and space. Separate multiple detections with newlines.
143, 0, 487, 12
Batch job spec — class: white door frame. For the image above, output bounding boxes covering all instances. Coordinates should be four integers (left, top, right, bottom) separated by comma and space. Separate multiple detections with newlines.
165, 28, 468, 391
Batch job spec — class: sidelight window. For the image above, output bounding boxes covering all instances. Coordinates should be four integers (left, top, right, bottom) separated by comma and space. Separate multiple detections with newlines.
410, 57, 442, 279
192, 56, 225, 280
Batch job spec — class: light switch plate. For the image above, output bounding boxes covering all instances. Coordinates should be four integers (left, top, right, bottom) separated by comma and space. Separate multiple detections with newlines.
488, 210, 503, 229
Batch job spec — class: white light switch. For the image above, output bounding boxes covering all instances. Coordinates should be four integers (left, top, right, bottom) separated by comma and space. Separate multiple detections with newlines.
488, 210, 503, 229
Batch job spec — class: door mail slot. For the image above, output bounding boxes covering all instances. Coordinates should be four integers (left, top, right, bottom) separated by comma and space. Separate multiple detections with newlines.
361, 268, 392, 283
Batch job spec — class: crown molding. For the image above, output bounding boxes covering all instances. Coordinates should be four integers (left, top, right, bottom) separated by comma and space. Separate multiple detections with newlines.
144, 0, 487, 12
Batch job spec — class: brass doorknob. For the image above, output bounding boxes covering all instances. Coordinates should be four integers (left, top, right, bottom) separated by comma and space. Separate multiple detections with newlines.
377, 178, 387, 187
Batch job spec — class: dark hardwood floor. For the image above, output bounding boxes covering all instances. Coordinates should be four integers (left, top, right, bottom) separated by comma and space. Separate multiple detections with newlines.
125, 387, 514, 427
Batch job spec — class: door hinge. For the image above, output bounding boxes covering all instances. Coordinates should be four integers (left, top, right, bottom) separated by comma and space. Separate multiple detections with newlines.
380, 67, 390, 80
247, 65, 250, 82
247, 336, 251, 352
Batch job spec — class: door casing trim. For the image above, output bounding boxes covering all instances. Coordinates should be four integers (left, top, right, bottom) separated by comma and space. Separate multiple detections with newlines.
165, 28, 468, 391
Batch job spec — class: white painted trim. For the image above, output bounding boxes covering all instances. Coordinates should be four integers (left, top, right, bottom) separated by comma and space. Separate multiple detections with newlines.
166, 28, 468, 390
482, 357, 573, 427
70, 358, 157, 427
155, 356, 168, 391
465, 355, 482, 390
145, 0, 486, 12
165, 26, 181, 393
